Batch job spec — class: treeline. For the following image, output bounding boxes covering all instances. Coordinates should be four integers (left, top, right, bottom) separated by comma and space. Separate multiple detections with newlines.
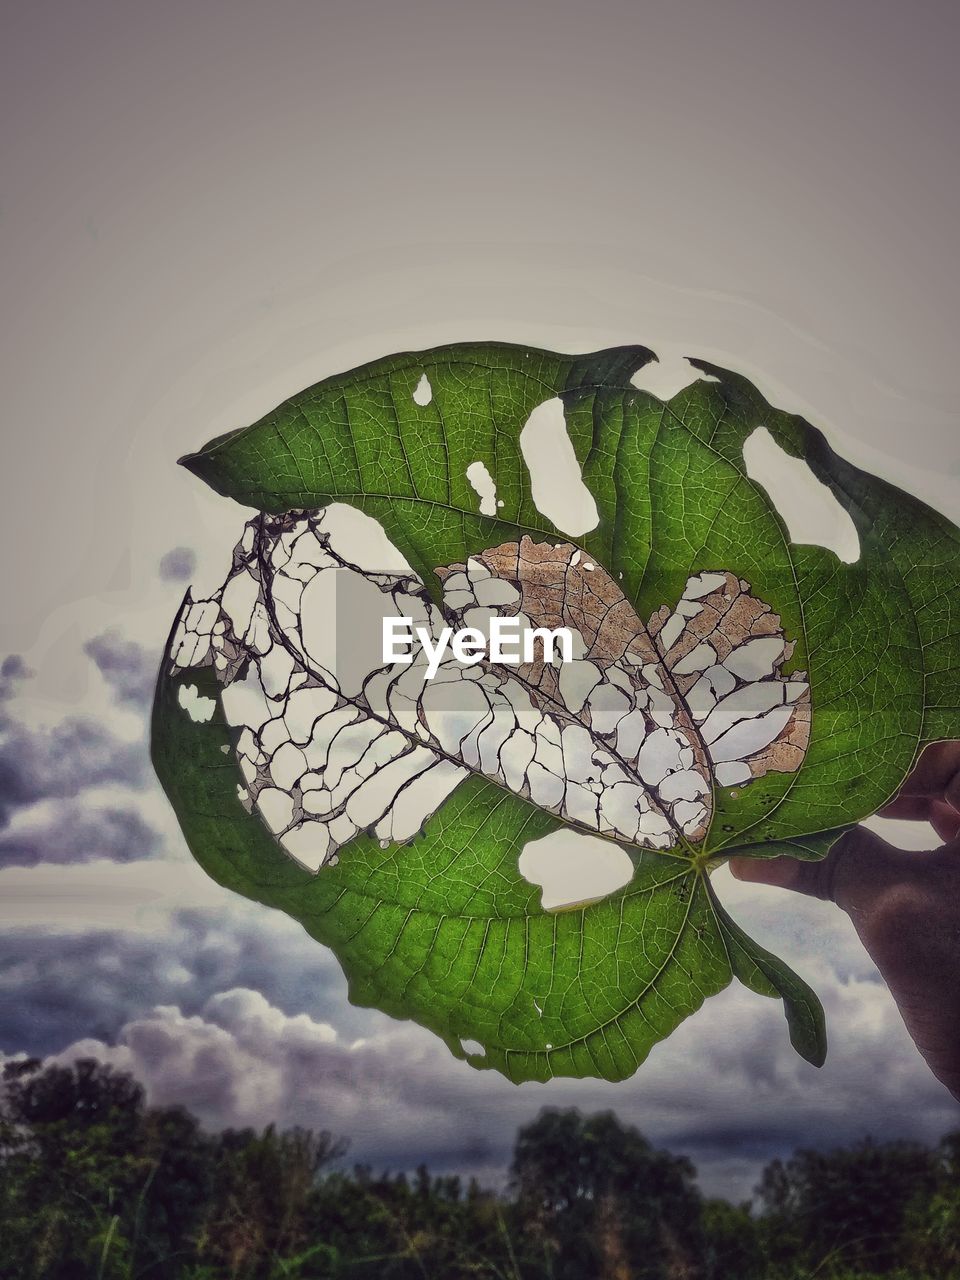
0, 1059, 957, 1279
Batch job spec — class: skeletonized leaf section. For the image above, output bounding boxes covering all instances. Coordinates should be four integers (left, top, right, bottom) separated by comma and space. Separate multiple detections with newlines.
167, 515, 809, 871
439, 537, 809, 824
437, 539, 713, 845
649, 571, 811, 789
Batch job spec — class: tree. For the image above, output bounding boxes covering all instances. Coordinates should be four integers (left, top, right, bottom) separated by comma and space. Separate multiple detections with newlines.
0, 1058, 213, 1280
700, 1199, 763, 1280
755, 1136, 942, 1275
3, 1056, 958, 1279
509, 1108, 704, 1280
901, 1132, 960, 1280
196, 1124, 345, 1277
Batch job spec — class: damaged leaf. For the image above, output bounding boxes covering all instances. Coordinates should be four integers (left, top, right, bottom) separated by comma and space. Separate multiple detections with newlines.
153, 342, 960, 1083
171, 517, 810, 865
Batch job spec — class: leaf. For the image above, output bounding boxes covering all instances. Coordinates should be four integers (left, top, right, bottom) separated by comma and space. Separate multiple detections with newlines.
168, 515, 812, 865
154, 656, 748, 1083
705, 880, 826, 1066
154, 342, 960, 1082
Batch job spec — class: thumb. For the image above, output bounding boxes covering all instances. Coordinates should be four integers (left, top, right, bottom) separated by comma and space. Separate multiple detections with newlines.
727, 826, 908, 910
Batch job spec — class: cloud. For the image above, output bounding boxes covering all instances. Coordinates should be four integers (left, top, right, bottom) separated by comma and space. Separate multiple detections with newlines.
1, 655, 30, 684
0, 899, 358, 1056
0, 635, 155, 870
37, 910, 959, 1201
0, 803, 160, 869
0, 715, 146, 828
159, 547, 196, 582
0, 621, 955, 1202
84, 630, 158, 707
0, 655, 31, 729
55, 988, 503, 1165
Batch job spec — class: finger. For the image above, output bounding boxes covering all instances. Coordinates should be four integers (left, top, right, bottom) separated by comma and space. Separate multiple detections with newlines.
733, 831, 960, 1102
931, 800, 960, 843
728, 852, 838, 900
729, 827, 910, 908
882, 802, 960, 843
895, 740, 960, 810
731, 827, 960, 912
876, 795, 960, 840
877, 795, 936, 822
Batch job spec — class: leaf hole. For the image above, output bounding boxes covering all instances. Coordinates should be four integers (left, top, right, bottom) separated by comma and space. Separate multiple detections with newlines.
519, 398, 599, 537
412, 373, 432, 406
743, 426, 861, 564
518, 828, 634, 911
279, 823, 333, 872
465, 460, 498, 517
629, 355, 718, 401
177, 683, 216, 723
300, 565, 398, 697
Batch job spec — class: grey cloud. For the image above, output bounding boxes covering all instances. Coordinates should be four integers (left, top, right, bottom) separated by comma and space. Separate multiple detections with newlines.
159, 547, 196, 582
0, 808, 955, 1201
0, 655, 31, 729
0, 803, 160, 868
84, 630, 157, 707
55, 988, 488, 1159
0, 635, 150, 839
0, 715, 146, 827
0, 904, 355, 1057
1, 655, 30, 684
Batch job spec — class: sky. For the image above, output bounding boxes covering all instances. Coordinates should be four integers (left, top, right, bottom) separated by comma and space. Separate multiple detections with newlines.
2, 0, 959, 1203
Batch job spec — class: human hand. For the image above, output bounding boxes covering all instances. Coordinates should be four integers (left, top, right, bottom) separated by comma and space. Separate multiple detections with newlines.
729, 741, 960, 1101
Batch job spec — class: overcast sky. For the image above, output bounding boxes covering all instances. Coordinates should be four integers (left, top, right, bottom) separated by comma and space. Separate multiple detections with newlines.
2, 0, 959, 1202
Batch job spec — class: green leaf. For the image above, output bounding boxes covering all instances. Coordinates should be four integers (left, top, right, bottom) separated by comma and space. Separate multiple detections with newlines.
705, 878, 826, 1066
153, 659, 818, 1081
154, 342, 960, 1082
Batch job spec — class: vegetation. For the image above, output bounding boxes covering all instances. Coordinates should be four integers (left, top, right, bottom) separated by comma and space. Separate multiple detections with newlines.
1, 1058, 957, 1279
